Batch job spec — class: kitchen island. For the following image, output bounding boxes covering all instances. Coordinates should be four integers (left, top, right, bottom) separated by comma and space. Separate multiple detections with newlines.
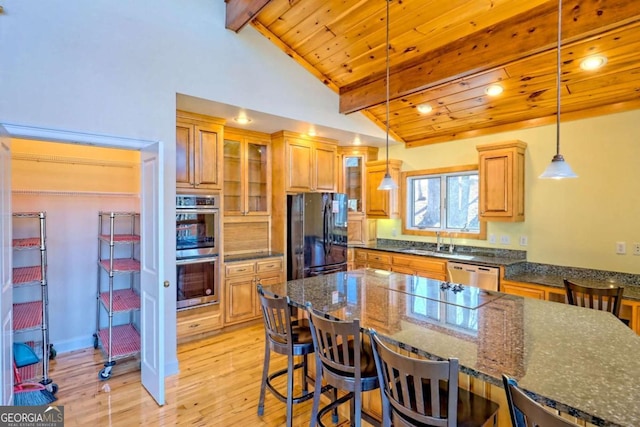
262, 268, 640, 427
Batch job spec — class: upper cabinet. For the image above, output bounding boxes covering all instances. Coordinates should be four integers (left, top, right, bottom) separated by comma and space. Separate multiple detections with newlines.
223, 128, 271, 217
477, 140, 527, 222
366, 159, 402, 219
339, 146, 378, 245
272, 131, 338, 193
176, 111, 224, 191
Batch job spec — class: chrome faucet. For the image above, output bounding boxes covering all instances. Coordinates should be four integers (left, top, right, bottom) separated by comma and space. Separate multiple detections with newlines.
449, 234, 455, 253
436, 232, 442, 251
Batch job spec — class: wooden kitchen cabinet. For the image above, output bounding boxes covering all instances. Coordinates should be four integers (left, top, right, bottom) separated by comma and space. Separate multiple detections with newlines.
477, 140, 526, 222
339, 146, 378, 245
366, 159, 402, 219
223, 128, 270, 216
391, 254, 447, 281
177, 304, 223, 343
500, 280, 546, 299
176, 110, 224, 191
272, 131, 338, 193
224, 256, 284, 326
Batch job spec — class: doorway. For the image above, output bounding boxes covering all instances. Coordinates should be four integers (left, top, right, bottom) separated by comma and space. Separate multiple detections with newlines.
0, 124, 166, 405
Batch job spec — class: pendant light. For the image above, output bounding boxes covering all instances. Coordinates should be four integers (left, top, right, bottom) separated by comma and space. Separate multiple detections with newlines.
539, 0, 578, 179
377, 0, 398, 190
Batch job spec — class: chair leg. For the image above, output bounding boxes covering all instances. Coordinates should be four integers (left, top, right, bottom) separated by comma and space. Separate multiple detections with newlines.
309, 358, 323, 427
286, 353, 294, 427
353, 387, 361, 427
302, 353, 309, 394
257, 339, 270, 416
331, 388, 339, 424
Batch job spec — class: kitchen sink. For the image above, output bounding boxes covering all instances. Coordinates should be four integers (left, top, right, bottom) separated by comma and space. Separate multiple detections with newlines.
400, 248, 475, 260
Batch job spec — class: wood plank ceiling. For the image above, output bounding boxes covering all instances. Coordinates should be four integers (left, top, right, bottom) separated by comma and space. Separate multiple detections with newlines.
226, 0, 640, 147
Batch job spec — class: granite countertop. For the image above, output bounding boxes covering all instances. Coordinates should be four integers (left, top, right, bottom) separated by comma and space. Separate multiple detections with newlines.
261, 269, 640, 427
504, 262, 640, 302
224, 251, 284, 263
357, 241, 527, 267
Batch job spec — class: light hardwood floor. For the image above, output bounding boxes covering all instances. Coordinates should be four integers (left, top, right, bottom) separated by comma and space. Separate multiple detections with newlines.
48, 322, 358, 427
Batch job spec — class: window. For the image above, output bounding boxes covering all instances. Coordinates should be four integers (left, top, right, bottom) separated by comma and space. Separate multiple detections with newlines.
403, 166, 484, 238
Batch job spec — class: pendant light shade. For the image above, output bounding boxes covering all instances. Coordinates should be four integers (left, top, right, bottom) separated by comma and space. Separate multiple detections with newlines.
378, 0, 398, 191
540, 0, 577, 179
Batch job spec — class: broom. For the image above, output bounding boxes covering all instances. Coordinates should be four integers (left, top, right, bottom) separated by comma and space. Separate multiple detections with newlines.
13, 362, 57, 406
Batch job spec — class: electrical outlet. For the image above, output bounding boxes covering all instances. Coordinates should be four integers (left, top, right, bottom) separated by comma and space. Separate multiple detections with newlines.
391, 228, 398, 237
616, 241, 626, 255
489, 234, 496, 244
633, 243, 640, 256
500, 235, 511, 245
519, 236, 528, 246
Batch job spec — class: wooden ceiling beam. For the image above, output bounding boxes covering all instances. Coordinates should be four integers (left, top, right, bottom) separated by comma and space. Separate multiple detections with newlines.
225, 0, 274, 32
339, 0, 640, 114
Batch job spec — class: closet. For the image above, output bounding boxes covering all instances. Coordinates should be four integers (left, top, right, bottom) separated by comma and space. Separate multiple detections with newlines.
11, 139, 140, 365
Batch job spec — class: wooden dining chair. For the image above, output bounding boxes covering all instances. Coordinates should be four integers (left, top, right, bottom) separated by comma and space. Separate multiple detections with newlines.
502, 374, 579, 427
370, 329, 499, 427
256, 285, 316, 427
306, 303, 380, 427
563, 279, 624, 318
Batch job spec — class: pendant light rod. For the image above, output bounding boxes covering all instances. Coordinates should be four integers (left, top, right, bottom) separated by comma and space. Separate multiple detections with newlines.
539, 0, 577, 179
378, 0, 398, 190
555, 0, 562, 157
384, 0, 390, 175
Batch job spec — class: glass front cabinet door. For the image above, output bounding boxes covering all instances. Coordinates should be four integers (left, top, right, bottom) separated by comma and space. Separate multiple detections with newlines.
339, 147, 378, 246
223, 129, 270, 216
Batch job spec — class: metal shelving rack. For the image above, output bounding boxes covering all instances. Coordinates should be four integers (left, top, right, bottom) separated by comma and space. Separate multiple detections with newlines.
93, 211, 141, 380
12, 212, 57, 394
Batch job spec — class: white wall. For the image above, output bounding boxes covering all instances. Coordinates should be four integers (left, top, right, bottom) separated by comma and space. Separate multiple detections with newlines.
0, 0, 388, 374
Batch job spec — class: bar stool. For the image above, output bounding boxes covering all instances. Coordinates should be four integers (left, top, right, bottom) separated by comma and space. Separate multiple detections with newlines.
256, 285, 315, 427
563, 279, 624, 318
370, 329, 499, 427
502, 374, 579, 427
306, 303, 380, 427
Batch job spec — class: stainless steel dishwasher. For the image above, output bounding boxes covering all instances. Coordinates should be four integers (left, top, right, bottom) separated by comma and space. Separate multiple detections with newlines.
447, 262, 500, 291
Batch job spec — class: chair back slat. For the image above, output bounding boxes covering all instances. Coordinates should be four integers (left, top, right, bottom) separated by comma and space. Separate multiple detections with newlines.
257, 286, 293, 350
308, 308, 359, 376
370, 331, 457, 427
563, 279, 624, 318
503, 375, 579, 427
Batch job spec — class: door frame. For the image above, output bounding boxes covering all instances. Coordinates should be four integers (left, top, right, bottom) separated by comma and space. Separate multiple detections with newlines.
0, 122, 170, 405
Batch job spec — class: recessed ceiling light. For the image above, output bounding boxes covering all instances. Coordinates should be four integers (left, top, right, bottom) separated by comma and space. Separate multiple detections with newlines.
580, 55, 608, 71
233, 116, 251, 125
485, 84, 504, 96
417, 104, 433, 114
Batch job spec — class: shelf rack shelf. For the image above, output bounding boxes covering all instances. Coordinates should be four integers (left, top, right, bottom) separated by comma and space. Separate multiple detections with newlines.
94, 211, 141, 381
11, 212, 57, 395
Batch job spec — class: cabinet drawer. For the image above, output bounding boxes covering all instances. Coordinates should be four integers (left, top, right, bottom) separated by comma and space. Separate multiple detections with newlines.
256, 258, 283, 274
392, 255, 446, 274
367, 252, 391, 265
355, 250, 368, 262
501, 282, 545, 299
177, 305, 222, 339
225, 262, 256, 276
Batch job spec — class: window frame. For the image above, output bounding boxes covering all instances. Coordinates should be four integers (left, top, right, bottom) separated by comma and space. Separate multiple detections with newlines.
400, 164, 486, 240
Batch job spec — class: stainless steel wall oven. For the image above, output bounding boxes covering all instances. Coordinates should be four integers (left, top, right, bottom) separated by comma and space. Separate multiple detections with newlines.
176, 194, 219, 309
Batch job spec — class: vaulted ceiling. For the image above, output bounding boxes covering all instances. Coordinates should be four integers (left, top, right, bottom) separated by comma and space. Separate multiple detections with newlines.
226, 0, 640, 147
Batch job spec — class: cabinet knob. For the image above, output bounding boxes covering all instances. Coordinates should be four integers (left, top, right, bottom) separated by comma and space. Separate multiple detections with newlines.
164, 280, 170, 288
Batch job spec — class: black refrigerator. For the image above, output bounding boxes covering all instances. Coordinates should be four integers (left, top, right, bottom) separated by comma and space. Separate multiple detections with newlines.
287, 192, 348, 280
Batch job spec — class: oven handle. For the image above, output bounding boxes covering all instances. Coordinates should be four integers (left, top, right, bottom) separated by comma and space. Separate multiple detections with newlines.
176, 208, 219, 215
176, 256, 218, 265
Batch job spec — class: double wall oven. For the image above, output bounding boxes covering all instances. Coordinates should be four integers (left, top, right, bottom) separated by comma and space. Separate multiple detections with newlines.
176, 194, 219, 309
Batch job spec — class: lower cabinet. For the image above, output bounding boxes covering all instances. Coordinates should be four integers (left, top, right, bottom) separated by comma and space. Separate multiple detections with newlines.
177, 304, 223, 342
390, 254, 446, 281
224, 256, 284, 326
